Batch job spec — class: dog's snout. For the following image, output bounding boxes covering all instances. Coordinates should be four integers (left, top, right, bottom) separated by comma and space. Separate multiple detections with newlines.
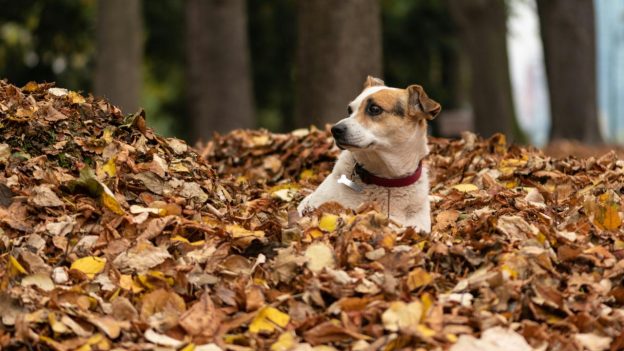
331, 124, 347, 139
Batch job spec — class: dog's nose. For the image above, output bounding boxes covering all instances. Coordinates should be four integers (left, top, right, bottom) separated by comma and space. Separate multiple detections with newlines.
331, 124, 347, 139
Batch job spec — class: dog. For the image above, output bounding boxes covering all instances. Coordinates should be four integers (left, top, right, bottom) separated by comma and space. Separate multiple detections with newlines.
297, 76, 440, 232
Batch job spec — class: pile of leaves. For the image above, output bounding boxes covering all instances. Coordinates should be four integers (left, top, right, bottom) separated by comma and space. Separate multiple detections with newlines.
1, 80, 624, 351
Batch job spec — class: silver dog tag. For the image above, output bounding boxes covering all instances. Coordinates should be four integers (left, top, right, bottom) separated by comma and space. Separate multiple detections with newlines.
338, 174, 363, 193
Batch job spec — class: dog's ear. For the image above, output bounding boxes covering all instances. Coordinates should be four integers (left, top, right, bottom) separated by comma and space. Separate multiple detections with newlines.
363, 75, 385, 89
407, 84, 441, 120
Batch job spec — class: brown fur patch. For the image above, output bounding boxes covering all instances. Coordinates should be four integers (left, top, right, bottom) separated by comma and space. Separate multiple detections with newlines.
367, 90, 406, 114
354, 89, 417, 134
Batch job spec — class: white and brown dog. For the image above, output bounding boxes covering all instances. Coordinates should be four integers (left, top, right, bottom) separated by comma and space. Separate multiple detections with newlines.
298, 76, 440, 232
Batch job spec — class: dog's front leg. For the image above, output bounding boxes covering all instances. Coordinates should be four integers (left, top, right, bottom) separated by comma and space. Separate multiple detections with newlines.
297, 173, 340, 215
401, 201, 431, 233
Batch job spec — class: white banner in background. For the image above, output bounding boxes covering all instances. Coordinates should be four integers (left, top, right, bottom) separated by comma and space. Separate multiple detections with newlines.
507, 0, 550, 147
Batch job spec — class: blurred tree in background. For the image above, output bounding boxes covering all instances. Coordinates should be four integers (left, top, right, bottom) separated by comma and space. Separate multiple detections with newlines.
448, 0, 521, 141
537, 0, 602, 144
295, 0, 382, 127
186, 0, 254, 141
95, 0, 142, 114
0, 0, 604, 145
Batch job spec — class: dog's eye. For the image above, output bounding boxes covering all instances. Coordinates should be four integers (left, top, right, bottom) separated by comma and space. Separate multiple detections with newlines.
367, 104, 382, 116
347, 106, 353, 115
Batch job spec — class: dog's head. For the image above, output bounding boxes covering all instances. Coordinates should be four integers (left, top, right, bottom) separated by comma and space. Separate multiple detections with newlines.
331, 76, 441, 152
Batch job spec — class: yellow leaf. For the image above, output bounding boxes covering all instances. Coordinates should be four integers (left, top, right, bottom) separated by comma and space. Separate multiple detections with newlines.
23, 81, 39, 92
381, 233, 396, 249
382, 301, 422, 332
451, 184, 478, 193
501, 264, 518, 280
119, 274, 143, 293
249, 306, 290, 334
319, 213, 339, 232
494, 134, 507, 154
180, 343, 195, 351
102, 127, 115, 144
101, 185, 124, 215
71, 256, 106, 279
407, 268, 433, 291
223, 334, 246, 343
446, 333, 458, 343
505, 180, 519, 189
251, 135, 271, 147
500, 156, 528, 168
226, 224, 265, 238
305, 228, 324, 241
536, 232, 547, 245
420, 293, 433, 320
416, 324, 436, 338
269, 183, 300, 193
299, 169, 314, 181
596, 202, 621, 231
101, 157, 116, 178
9, 255, 27, 275
170, 162, 190, 173
171, 235, 191, 244
271, 331, 296, 351
68, 91, 86, 104
48, 313, 69, 334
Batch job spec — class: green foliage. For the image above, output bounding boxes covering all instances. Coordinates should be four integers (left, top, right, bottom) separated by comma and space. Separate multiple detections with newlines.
141, 0, 187, 138
381, 0, 459, 109
247, 0, 297, 132
0, 0, 95, 90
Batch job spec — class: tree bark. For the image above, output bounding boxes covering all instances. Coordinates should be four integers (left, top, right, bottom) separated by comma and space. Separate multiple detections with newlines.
186, 0, 254, 142
537, 0, 602, 143
295, 0, 382, 128
448, 0, 520, 140
94, 0, 143, 114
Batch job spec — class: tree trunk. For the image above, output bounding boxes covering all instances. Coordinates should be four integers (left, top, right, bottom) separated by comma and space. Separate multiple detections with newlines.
186, 0, 254, 142
295, 0, 382, 128
448, 0, 520, 140
537, 0, 602, 143
94, 0, 143, 114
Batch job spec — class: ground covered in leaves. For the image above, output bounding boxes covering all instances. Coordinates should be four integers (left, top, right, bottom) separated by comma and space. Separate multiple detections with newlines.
1, 80, 624, 351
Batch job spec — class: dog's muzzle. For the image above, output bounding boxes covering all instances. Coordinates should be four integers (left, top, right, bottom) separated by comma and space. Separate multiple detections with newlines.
331, 123, 348, 149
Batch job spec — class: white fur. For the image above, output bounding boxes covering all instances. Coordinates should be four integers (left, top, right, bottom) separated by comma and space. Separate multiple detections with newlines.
298, 86, 432, 232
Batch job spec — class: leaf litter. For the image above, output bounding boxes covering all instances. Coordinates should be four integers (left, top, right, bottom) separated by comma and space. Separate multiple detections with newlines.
1, 80, 624, 350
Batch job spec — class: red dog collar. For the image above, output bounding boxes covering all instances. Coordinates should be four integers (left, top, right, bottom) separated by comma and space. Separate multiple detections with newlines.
354, 160, 423, 188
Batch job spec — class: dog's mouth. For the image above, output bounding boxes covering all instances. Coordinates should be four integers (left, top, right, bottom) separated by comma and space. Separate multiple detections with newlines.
334, 140, 373, 150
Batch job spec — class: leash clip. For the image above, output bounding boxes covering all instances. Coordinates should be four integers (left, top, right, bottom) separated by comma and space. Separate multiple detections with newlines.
338, 174, 363, 193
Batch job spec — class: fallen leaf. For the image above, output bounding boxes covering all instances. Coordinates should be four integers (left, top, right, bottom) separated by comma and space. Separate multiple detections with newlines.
574, 333, 612, 351
179, 292, 221, 337
381, 301, 423, 333
70, 256, 106, 279
305, 242, 336, 273
29, 185, 64, 207
21, 273, 55, 291
406, 268, 433, 291
451, 183, 478, 193
144, 328, 184, 348
450, 326, 534, 351
319, 213, 339, 232
249, 306, 290, 334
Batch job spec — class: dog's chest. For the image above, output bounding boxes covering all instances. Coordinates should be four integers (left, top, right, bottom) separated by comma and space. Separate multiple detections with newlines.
338, 177, 426, 215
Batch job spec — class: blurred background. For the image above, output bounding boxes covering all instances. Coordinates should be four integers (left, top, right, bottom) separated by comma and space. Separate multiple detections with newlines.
0, 0, 622, 149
